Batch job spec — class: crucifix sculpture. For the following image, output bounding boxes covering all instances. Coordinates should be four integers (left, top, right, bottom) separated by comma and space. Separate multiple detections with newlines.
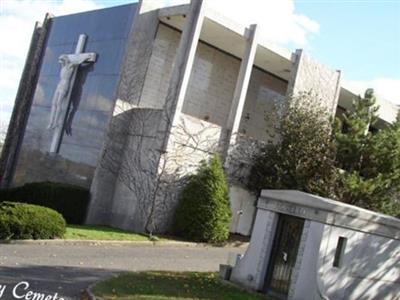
48, 34, 97, 153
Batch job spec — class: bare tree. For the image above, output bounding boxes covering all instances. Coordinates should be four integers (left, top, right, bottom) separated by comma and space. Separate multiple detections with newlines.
97, 99, 222, 234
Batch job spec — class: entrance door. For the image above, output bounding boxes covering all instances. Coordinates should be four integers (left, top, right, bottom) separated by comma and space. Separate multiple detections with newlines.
264, 214, 305, 299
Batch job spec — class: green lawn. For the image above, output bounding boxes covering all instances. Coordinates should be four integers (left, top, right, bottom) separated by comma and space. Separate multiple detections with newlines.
63, 225, 249, 245
64, 225, 158, 241
93, 271, 271, 300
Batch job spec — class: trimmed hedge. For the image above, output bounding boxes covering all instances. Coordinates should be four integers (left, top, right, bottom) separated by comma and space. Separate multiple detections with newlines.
0, 182, 90, 224
0, 202, 66, 240
173, 155, 231, 243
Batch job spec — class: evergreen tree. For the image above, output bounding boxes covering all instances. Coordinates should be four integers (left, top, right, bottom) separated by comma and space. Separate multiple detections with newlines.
173, 155, 231, 243
334, 90, 400, 215
334, 89, 379, 172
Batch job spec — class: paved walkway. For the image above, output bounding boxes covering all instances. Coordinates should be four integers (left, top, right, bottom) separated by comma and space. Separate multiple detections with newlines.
0, 243, 246, 300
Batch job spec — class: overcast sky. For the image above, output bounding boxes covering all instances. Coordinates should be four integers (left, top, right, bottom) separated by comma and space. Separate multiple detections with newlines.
0, 0, 399, 130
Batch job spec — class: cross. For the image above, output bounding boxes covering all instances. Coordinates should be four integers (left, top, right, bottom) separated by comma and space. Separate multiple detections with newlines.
48, 34, 97, 153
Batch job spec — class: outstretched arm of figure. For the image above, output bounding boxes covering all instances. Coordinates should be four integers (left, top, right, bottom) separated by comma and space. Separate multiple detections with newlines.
66, 53, 97, 66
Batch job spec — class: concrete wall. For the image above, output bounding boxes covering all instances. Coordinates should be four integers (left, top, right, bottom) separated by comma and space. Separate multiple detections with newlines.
287, 49, 341, 116
229, 185, 257, 236
87, 4, 160, 226
87, 108, 163, 231
140, 23, 287, 133
136, 23, 287, 233
140, 23, 239, 127
139, 24, 180, 109
89, 109, 225, 233
239, 68, 287, 142
150, 113, 224, 231
225, 133, 265, 187
317, 223, 400, 300
224, 134, 265, 236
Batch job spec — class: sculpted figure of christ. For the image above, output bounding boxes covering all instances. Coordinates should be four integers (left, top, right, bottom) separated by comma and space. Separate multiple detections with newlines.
47, 53, 96, 130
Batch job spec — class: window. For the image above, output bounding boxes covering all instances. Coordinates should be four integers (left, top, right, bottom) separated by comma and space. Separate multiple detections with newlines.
333, 236, 347, 268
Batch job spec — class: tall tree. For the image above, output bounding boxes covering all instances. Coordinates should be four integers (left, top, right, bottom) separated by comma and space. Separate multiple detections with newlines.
248, 91, 338, 198
334, 89, 379, 172
334, 90, 400, 215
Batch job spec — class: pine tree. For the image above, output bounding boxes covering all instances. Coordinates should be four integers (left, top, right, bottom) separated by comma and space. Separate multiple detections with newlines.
334, 88, 379, 172
334, 90, 400, 215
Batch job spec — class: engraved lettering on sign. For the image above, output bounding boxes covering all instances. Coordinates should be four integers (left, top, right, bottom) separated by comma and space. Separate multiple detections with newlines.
276, 202, 307, 217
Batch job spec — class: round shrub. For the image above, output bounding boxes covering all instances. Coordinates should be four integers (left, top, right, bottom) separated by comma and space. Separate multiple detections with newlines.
0, 202, 66, 240
173, 155, 231, 243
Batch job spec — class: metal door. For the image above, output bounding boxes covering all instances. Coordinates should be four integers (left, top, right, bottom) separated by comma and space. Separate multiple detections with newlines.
264, 214, 305, 299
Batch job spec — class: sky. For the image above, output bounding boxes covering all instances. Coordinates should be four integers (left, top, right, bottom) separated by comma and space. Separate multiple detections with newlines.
0, 0, 399, 133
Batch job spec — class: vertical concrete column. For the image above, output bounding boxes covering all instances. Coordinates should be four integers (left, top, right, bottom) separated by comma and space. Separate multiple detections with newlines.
226, 24, 259, 139
158, 0, 206, 152
0, 14, 52, 188
221, 24, 258, 161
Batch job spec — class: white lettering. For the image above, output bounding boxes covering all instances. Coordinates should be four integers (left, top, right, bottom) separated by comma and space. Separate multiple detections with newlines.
26, 291, 33, 300
0, 285, 6, 298
10, 281, 64, 300
12, 281, 29, 299
32, 292, 46, 300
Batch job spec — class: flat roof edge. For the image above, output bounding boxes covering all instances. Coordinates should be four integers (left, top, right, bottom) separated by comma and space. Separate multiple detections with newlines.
259, 189, 400, 240
204, 6, 292, 61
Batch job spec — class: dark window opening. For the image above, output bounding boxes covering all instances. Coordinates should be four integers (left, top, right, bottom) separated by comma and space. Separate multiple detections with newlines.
333, 236, 347, 268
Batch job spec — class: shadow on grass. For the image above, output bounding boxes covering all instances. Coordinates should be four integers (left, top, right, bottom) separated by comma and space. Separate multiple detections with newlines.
93, 271, 272, 300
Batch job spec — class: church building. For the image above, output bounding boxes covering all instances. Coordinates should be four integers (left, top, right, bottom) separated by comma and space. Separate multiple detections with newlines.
1, 0, 398, 234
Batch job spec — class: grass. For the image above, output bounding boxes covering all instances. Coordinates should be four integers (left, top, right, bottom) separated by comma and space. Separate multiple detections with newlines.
93, 271, 271, 300
64, 225, 160, 241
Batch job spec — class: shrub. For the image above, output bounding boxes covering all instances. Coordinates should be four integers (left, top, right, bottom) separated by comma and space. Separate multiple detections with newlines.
0, 182, 90, 224
173, 155, 231, 243
0, 202, 66, 240
248, 91, 338, 198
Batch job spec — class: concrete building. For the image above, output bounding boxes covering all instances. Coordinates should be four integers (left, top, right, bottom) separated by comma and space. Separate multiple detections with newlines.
1, 0, 398, 234
227, 190, 400, 299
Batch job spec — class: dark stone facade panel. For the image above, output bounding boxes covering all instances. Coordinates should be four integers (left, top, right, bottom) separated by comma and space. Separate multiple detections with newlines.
12, 4, 138, 187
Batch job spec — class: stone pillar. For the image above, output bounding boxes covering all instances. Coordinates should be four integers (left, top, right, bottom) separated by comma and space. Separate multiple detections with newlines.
220, 24, 258, 164
225, 24, 259, 143
230, 208, 279, 290
286, 49, 341, 115
0, 14, 52, 188
157, 0, 206, 152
